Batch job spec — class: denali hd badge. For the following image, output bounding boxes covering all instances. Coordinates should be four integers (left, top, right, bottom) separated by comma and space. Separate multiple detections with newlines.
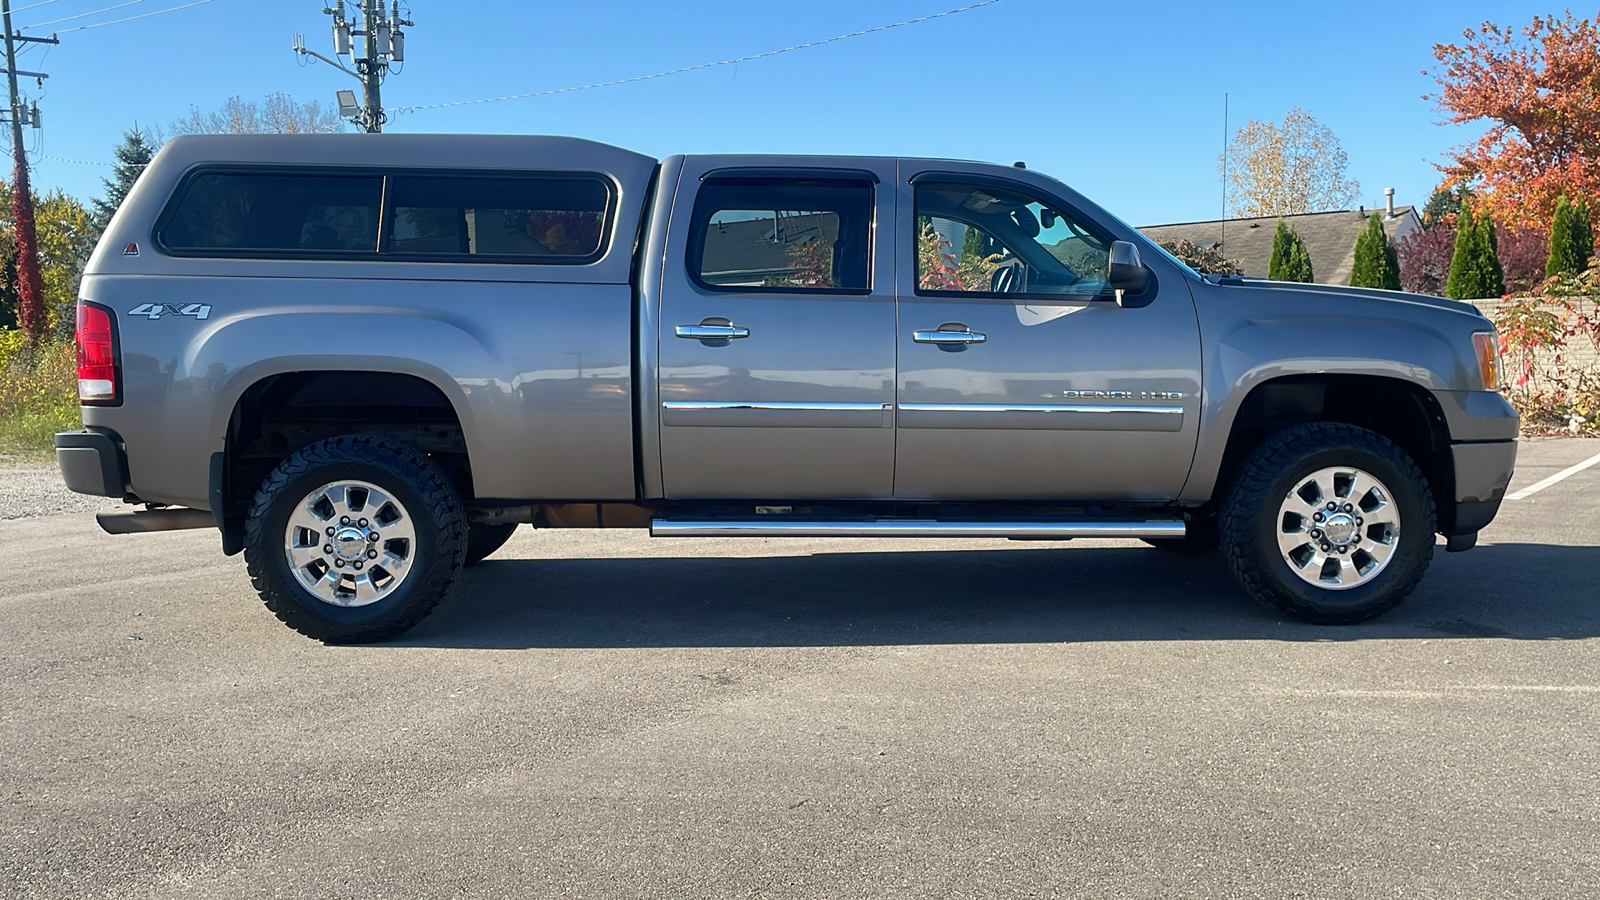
129, 303, 212, 321
1063, 389, 1185, 400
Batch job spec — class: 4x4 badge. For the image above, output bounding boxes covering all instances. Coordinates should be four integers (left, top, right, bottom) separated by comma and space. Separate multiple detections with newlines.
129, 303, 212, 321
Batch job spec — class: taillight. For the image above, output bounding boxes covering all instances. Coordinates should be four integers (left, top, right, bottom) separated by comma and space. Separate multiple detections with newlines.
76, 302, 119, 405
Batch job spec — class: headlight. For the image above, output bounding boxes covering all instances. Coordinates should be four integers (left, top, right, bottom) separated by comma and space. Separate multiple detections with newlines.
1471, 331, 1503, 390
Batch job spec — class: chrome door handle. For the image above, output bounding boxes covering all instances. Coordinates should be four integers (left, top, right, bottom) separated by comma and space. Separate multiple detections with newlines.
913, 326, 987, 345
675, 324, 751, 340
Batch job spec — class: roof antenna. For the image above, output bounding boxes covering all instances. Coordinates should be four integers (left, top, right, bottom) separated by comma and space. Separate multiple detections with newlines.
1221, 92, 1228, 255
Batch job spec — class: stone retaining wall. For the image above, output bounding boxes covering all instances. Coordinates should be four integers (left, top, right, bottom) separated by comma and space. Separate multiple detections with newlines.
1467, 297, 1600, 374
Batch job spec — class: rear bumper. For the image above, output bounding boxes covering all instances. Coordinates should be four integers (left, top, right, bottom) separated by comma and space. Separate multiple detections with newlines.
1446, 439, 1517, 537
55, 429, 128, 498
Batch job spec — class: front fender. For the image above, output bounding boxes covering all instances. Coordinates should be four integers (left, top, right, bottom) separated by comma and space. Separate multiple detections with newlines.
1181, 283, 1484, 503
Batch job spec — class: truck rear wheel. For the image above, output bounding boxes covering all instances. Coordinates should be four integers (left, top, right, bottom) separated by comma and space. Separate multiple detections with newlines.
243, 435, 467, 643
1219, 423, 1435, 624
465, 523, 517, 565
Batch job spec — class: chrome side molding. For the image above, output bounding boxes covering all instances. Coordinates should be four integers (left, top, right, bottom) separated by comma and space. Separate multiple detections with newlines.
650, 519, 1186, 539
896, 402, 1185, 433
898, 403, 1183, 416
662, 401, 894, 429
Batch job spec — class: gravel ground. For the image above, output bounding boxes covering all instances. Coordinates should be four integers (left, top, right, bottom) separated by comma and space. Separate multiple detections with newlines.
0, 464, 122, 520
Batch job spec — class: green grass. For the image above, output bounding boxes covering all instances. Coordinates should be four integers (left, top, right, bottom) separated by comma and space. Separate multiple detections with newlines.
0, 331, 78, 462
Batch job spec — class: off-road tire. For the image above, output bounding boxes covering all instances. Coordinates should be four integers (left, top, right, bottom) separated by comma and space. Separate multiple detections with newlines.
1219, 423, 1435, 624
465, 523, 517, 566
243, 435, 467, 643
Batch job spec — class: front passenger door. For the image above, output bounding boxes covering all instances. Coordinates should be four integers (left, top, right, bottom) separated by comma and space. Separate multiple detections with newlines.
894, 169, 1203, 501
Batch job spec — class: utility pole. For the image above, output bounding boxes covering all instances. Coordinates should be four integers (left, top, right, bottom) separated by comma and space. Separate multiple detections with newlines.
1, 0, 56, 344
294, 1, 411, 133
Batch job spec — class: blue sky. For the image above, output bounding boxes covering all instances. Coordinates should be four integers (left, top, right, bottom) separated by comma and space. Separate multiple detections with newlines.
10, 0, 1562, 226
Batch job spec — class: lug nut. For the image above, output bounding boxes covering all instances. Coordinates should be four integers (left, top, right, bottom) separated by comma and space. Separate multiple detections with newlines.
1342, 503, 1354, 513
353, 561, 363, 571
324, 544, 334, 554
340, 516, 350, 525
367, 549, 378, 559
334, 559, 345, 568
1321, 543, 1332, 552
326, 526, 336, 536
368, 532, 380, 542
358, 518, 368, 528
1310, 529, 1322, 539
1326, 502, 1337, 511
1355, 517, 1364, 526
1313, 512, 1325, 523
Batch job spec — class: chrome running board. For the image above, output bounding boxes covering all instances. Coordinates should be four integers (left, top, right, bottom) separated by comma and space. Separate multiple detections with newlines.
650, 519, 1185, 539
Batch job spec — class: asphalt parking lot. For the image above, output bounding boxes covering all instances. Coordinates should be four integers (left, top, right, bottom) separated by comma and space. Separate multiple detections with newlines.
2, 439, 1598, 899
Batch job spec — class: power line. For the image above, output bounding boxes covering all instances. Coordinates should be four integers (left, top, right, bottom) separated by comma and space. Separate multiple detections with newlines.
11, 0, 64, 13
37, 152, 135, 166
46, 0, 220, 33
23, 0, 151, 28
392, 0, 1003, 114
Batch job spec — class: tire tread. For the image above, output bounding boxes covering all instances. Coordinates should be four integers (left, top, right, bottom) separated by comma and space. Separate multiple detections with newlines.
1219, 422, 1436, 624
242, 435, 466, 643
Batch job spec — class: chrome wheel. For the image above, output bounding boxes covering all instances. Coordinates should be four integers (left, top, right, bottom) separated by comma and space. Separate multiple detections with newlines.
1275, 466, 1400, 591
283, 480, 416, 607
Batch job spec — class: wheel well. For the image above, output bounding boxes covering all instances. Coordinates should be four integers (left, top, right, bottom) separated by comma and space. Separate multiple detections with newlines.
217, 372, 472, 546
1216, 375, 1454, 531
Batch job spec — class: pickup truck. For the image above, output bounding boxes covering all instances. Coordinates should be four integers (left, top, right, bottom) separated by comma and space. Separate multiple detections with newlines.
55, 134, 1519, 642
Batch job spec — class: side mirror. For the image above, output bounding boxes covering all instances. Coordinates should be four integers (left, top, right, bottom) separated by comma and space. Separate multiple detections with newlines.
1108, 240, 1150, 305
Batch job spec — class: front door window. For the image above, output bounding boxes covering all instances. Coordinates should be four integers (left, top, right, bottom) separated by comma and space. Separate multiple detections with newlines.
915, 182, 1113, 299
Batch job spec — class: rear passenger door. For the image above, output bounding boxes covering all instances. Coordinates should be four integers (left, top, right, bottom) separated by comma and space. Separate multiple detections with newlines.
655, 160, 897, 499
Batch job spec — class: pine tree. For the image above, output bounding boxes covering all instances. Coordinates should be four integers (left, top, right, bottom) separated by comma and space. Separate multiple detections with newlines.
1382, 226, 1401, 290
91, 128, 156, 232
1574, 197, 1594, 272
1269, 220, 1314, 282
1268, 219, 1295, 279
1288, 236, 1315, 283
1447, 206, 1507, 299
1547, 193, 1575, 277
959, 224, 996, 266
1478, 209, 1505, 297
1350, 212, 1401, 290
1447, 206, 1478, 299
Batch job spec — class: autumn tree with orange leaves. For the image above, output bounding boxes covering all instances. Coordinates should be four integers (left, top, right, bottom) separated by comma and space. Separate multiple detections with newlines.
1429, 12, 1600, 233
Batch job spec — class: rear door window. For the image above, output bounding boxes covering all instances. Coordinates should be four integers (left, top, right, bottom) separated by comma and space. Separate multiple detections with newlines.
384, 174, 611, 261
160, 172, 382, 255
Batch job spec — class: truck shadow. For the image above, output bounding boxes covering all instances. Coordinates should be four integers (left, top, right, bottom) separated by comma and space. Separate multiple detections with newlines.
395, 542, 1600, 649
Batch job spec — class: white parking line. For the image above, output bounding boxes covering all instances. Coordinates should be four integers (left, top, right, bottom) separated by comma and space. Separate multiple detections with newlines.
1507, 450, 1600, 500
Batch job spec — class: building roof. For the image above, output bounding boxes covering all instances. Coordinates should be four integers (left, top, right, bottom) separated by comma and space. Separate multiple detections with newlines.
1139, 206, 1422, 284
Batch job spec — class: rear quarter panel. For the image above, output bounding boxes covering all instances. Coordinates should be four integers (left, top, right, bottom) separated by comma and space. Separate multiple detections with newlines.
82, 274, 638, 507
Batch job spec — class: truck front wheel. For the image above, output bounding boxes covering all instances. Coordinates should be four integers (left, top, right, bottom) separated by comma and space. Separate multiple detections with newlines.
243, 436, 467, 643
1219, 423, 1435, 624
